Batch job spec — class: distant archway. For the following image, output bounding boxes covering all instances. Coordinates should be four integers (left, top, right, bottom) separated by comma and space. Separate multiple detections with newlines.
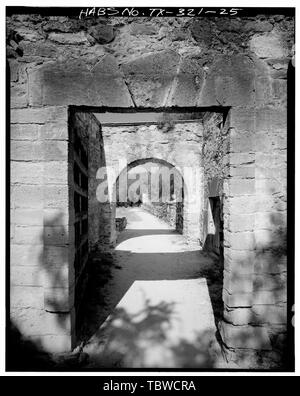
113, 158, 186, 234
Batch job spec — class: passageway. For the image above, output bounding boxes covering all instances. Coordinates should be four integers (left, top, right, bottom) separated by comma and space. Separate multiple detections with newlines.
80, 207, 226, 369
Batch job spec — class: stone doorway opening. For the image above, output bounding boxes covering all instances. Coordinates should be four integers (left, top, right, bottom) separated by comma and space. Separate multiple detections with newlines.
69, 108, 228, 367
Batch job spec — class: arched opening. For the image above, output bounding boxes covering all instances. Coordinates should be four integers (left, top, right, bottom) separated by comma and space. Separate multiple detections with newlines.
114, 158, 186, 235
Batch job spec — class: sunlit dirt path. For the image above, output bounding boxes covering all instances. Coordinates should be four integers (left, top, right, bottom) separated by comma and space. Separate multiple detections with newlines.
81, 207, 227, 369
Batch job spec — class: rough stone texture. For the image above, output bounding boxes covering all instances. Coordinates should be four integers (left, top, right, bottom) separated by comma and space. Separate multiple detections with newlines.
115, 216, 127, 232
167, 56, 205, 107
219, 322, 272, 350
250, 33, 290, 59
199, 55, 256, 107
88, 24, 115, 44
130, 22, 157, 36
190, 19, 214, 47
203, 113, 228, 182
28, 57, 134, 107
7, 13, 293, 367
121, 50, 180, 107
201, 112, 228, 256
142, 202, 183, 233
10, 103, 75, 353
48, 32, 92, 45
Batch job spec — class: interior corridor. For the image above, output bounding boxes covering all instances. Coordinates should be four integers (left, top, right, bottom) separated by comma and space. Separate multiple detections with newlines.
80, 207, 226, 368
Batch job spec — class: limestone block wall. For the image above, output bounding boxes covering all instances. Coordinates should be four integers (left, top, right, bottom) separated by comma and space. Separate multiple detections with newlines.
176, 202, 184, 234
7, 12, 293, 365
142, 202, 178, 228
10, 105, 75, 353
221, 106, 288, 368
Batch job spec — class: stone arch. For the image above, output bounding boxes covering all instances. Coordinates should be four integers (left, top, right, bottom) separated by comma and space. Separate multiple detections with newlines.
112, 157, 187, 235
114, 157, 187, 201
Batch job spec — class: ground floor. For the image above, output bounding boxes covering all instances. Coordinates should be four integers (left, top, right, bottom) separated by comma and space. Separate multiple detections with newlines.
79, 207, 226, 368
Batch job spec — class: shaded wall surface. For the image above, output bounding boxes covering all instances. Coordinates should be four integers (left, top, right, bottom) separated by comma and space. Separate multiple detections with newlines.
69, 112, 105, 329
8, 13, 293, 368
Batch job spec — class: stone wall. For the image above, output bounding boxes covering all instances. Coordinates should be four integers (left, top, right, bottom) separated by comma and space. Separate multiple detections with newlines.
115, 216, 127, 233
220, 106, 288, 368
202, 112, 228, 254
142, 202, 179, 229
8, 12, 293, 366
10, 104, 75, 353
7, 15, 293, 110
